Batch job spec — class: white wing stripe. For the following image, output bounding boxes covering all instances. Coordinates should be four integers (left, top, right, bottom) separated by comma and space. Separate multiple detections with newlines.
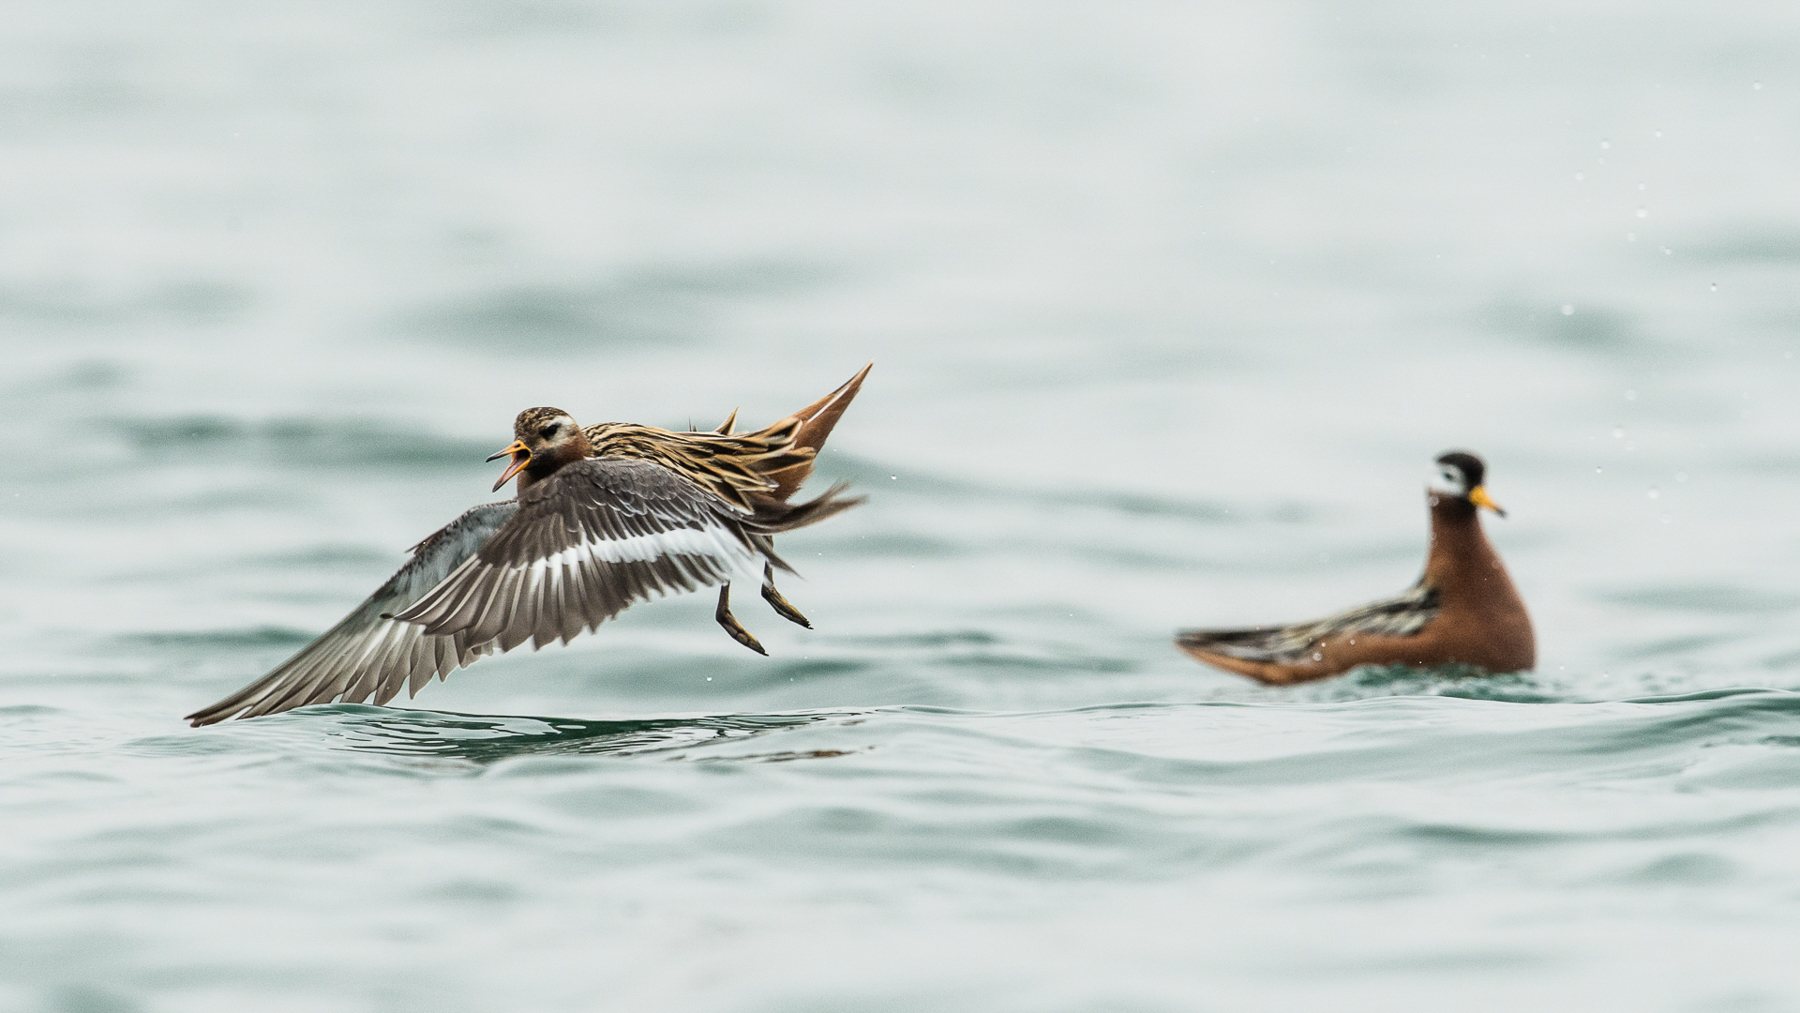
525, 524, 760, 574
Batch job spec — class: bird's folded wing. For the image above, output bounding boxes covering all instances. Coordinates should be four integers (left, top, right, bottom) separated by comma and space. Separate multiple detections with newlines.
389, 458, 768, 651
1177, 583, 1440, 664
185, 502, 518, 726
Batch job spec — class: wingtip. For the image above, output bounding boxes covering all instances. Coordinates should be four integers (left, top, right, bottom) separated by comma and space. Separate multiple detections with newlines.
1173, 639, 1212, 665
183, 706, 230, 728
1173, 637, 1214, 659
1174, 637, 1287, 682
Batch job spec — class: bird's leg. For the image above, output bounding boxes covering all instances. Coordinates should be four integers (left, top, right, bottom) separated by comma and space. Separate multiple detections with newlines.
715, 583, 767, 656
760, 562, 812, 629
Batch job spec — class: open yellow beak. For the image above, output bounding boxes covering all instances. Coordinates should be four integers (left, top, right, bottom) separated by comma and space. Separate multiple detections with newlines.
487, 440, 530, 491
1468, 485, 1507, 518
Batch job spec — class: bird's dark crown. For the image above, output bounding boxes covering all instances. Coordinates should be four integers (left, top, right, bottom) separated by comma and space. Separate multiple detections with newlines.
514, 407, 574, 441
1435, 450, 1486, 488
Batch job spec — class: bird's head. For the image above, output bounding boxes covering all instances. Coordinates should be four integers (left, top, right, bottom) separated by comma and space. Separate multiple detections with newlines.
489, 407, 585, 491
1427, 450, 1505, 517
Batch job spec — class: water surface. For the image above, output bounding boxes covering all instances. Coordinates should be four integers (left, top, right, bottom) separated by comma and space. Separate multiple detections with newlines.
5, 1, 1800, 1010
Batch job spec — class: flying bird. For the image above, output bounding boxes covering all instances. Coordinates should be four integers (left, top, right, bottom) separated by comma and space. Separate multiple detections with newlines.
187, 364, 871, 725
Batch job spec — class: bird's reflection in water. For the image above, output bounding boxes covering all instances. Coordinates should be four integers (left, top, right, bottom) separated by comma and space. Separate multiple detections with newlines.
324, 705, 861, 765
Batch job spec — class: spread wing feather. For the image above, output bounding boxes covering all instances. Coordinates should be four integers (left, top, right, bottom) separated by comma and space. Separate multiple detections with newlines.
191, 449, 859, 726
184, 502, 518, 726
388, 458, 771, 652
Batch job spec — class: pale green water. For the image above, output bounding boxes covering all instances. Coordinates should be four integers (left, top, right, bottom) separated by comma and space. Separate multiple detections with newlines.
5, 2, 1800, 1011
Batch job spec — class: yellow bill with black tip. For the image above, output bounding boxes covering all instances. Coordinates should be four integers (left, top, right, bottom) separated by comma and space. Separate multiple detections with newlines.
1469, 485, 1507, 517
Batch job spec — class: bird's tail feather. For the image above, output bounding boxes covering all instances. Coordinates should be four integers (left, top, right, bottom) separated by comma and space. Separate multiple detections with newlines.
761, 363, 872, 500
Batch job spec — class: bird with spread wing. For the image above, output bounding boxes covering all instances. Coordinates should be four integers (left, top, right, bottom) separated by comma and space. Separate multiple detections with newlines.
186, 364, 871, 726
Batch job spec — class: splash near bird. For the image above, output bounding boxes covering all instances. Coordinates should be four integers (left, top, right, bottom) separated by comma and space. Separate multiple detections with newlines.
187, 364, 872, 725
1176, 451, 1534, 685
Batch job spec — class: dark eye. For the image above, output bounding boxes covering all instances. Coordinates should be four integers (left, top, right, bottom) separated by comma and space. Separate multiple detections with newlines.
539, 423, 560, 439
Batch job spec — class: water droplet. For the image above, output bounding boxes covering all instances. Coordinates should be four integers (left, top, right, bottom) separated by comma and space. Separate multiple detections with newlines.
1653, 129, 1664, 139
888, 475, 898, 481
1753, 81, 1764, 91
1624, 389, 1638, 401
1599, 138, 1612, 149
1573, 171, 1586, 182
1709, 282, 1718, 292
1635, 207, 1649, 219
1636, 181, 1647, 192
1675, 471, 1689, 483
1612, 425, 1626, 439
1561, 304, 1575, 316
1647, 487, 1661, 500
1626, 231, 1638, 242
1311, 652, 1324, 662
1594, 466, 1604, 475
1660, 246, 1673, 256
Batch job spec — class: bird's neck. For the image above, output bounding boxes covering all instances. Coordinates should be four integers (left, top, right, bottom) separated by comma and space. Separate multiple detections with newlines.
1423, 492, 1499, 591
516, 433, 594, 494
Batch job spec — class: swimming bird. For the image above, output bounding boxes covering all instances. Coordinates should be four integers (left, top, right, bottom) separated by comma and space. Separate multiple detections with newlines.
186, 364, 871, 726
1176, 451, 1534, 685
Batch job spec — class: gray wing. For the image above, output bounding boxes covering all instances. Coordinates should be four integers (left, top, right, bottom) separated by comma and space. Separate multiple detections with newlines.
389, 458, 769, 651
185, 502, 517, 726
1176, 582, 1440, 664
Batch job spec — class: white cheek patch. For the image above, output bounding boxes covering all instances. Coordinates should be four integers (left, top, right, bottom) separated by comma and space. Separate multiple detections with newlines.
1427, 464, 1466, 497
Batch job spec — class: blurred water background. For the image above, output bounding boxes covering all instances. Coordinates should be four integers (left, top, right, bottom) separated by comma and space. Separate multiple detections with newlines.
5, 1, 1800, 1010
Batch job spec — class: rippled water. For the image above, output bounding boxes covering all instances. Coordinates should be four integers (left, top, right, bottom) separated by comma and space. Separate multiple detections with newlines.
6, 1, 1800, 1010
